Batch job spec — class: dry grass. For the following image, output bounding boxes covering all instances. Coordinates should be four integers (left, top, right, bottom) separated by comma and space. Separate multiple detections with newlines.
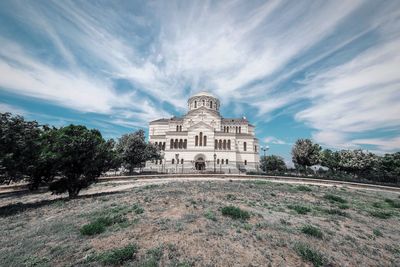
0, 179, 400, 266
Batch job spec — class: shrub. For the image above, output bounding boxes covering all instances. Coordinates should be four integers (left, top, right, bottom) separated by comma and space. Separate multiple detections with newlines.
204, 210, 217, 221
288, 204, 311, 214
221, 205, 250, 220
80, 221, 106, 236
296, 185, 312, 192
323, 194, 347, 204
301, 225, 323, 239
96, 244, 138, 265
338, 203, 350, 209
369, 210, 393, 219
294, 242, 325, 267
385, 198, 400, 208
132, 204, 144, 214
373, 229, 383, 237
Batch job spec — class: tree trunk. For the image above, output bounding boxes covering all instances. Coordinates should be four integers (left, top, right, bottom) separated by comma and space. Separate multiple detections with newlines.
68, 187, 80, 199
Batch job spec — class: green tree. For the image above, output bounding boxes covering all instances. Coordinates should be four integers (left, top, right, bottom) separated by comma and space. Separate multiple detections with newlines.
260, 155, 287, 173
338, 149, 377, 178
320, 149, 340, 172
116, 130, 160, 174
0, 112, 42, 183
376, 152, 400, 183
47, 125, 114, 198
291, 139, 321, 173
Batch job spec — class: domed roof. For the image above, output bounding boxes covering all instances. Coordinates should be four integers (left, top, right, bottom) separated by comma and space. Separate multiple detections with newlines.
190, 91, 216, 98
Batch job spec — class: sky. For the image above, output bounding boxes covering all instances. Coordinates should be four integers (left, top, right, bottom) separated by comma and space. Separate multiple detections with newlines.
0, 0, 399, 164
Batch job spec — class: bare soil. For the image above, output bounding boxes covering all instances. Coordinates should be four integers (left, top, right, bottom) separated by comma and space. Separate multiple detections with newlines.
0, 179, 399, 266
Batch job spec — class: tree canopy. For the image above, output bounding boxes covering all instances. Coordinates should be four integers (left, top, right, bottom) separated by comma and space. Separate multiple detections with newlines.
260, 155, 286, 173
291, 139, 321, 171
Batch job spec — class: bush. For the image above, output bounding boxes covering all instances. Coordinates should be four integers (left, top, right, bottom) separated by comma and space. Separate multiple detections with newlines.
96, 244, 138, 265
80, 221, 106, 236
385, 198, 400, 208
323, 194, 347, 204
221, 206, 250, 220
288, 204, 311, 214
294, 242, 325, 267
301, 225, 323, 239
296, 185, 312, 192
204, 210, 217, 221
369, 210, 393, 219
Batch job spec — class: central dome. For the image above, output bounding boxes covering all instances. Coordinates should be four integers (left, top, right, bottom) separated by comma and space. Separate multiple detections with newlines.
188, 91, 220, 112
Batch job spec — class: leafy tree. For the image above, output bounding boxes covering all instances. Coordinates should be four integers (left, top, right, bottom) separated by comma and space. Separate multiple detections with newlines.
291, 139, 321, 172
0, 112, 42, 183
338, 149, 377, 178
116, 130, 160, 174
374, 152, 400, 183
260, 155, 287, 173
47, 125, 115, 198
320, 149, 340, 172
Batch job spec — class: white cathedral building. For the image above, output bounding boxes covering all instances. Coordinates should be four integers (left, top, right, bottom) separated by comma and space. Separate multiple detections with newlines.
145, 92, 260, 173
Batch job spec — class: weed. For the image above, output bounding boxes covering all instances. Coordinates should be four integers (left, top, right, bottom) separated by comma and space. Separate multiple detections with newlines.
94, 243, 138, 265
324, 194, 347, 204
373, 229, 383, 237
385, 198, 400, 208
369, 210, 393, 219
221, 205, 250, 220
204, 210, 217, 221
323, 208, 349, 217
294, 242, 326, 267
80, 215, 126, 236
301, 225, 323, 239
296, 185, 312, 192
226, 194, 236, 200
132, 204, 144, 214
287, 204, 311, 214
338, 203, 350, 209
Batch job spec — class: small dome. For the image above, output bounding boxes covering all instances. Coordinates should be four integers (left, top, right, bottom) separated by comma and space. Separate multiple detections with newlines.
191, 91, 215, 98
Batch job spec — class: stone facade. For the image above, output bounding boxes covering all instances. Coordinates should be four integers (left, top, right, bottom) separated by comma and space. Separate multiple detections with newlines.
145, 92, 260, 173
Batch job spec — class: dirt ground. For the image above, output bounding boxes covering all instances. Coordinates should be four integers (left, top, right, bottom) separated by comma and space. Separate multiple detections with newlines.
1, 179, 399, 266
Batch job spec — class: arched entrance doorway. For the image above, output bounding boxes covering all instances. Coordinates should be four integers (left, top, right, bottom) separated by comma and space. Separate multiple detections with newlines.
194, 155, 206, 171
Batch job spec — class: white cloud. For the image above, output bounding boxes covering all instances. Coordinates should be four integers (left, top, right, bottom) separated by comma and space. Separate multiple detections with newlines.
263, 136, 288, 145
352, 137, 400, 153
0, 103, 27, 115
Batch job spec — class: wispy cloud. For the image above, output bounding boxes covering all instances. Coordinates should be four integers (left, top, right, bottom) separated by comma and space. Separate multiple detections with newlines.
264, 136, 290, 145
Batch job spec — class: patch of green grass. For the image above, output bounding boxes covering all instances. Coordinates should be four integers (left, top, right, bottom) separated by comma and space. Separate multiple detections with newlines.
287, 204, 311, 214
132, 204, 144, 214
385, 198, 400, 208
373, 228, 383, 237
323, 208, 349, 217
296, 185, 312, 192
301, 225, 323, 239
204, 210, 217, 221
93, 243, 138, 265
323, 194, 347, 204
80, 215, 126, 236
369, 210, 393, 219
221, 205, 250, 220
294, 242, 326, 267
338, 203, 350, 209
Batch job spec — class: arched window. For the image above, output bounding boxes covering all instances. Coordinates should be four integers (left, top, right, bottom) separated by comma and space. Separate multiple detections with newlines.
217, 159, 220, 164
199, 132, 203, 146
222, 159, 224, 164
155, 142, 158, 146
194, 101, 197, 108
204, 135, 207, 146
163, 142, 166, 150
195, 136, 198, 146
210, 101, 213, 108
183, 139, 187, 149
215, 140, 218, 149
170, 139, 173, 149
226, 127, 229, 133
174, 139, 178, 149
181, 158, 184, 164
239, 126, 241, 133
223, 140, 226, 150
202, 99, 205, 106
176, 125, 179, 131
219, 139, 222, 149
179, 139, 183, 149
180, 125, 182, 131
226, 159, 229, 164
172, 159, 175, 164
228, 140, 231, 150
243, 142, 247, 151
236, 126, 238, 133
254, 145, 257, 152
244, 160, 247, 165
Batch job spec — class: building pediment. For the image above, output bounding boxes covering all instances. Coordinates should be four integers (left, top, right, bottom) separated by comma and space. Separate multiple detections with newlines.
187, 121, 215, 131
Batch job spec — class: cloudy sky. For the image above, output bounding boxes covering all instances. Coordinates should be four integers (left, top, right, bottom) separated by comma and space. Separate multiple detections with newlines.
0, 0, 399, 163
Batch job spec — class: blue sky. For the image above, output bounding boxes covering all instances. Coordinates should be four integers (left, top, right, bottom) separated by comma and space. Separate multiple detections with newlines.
0, 0, 399, 165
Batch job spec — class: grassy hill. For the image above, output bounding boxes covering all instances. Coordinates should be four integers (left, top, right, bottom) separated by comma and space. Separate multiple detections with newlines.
1, 180, 399, 266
